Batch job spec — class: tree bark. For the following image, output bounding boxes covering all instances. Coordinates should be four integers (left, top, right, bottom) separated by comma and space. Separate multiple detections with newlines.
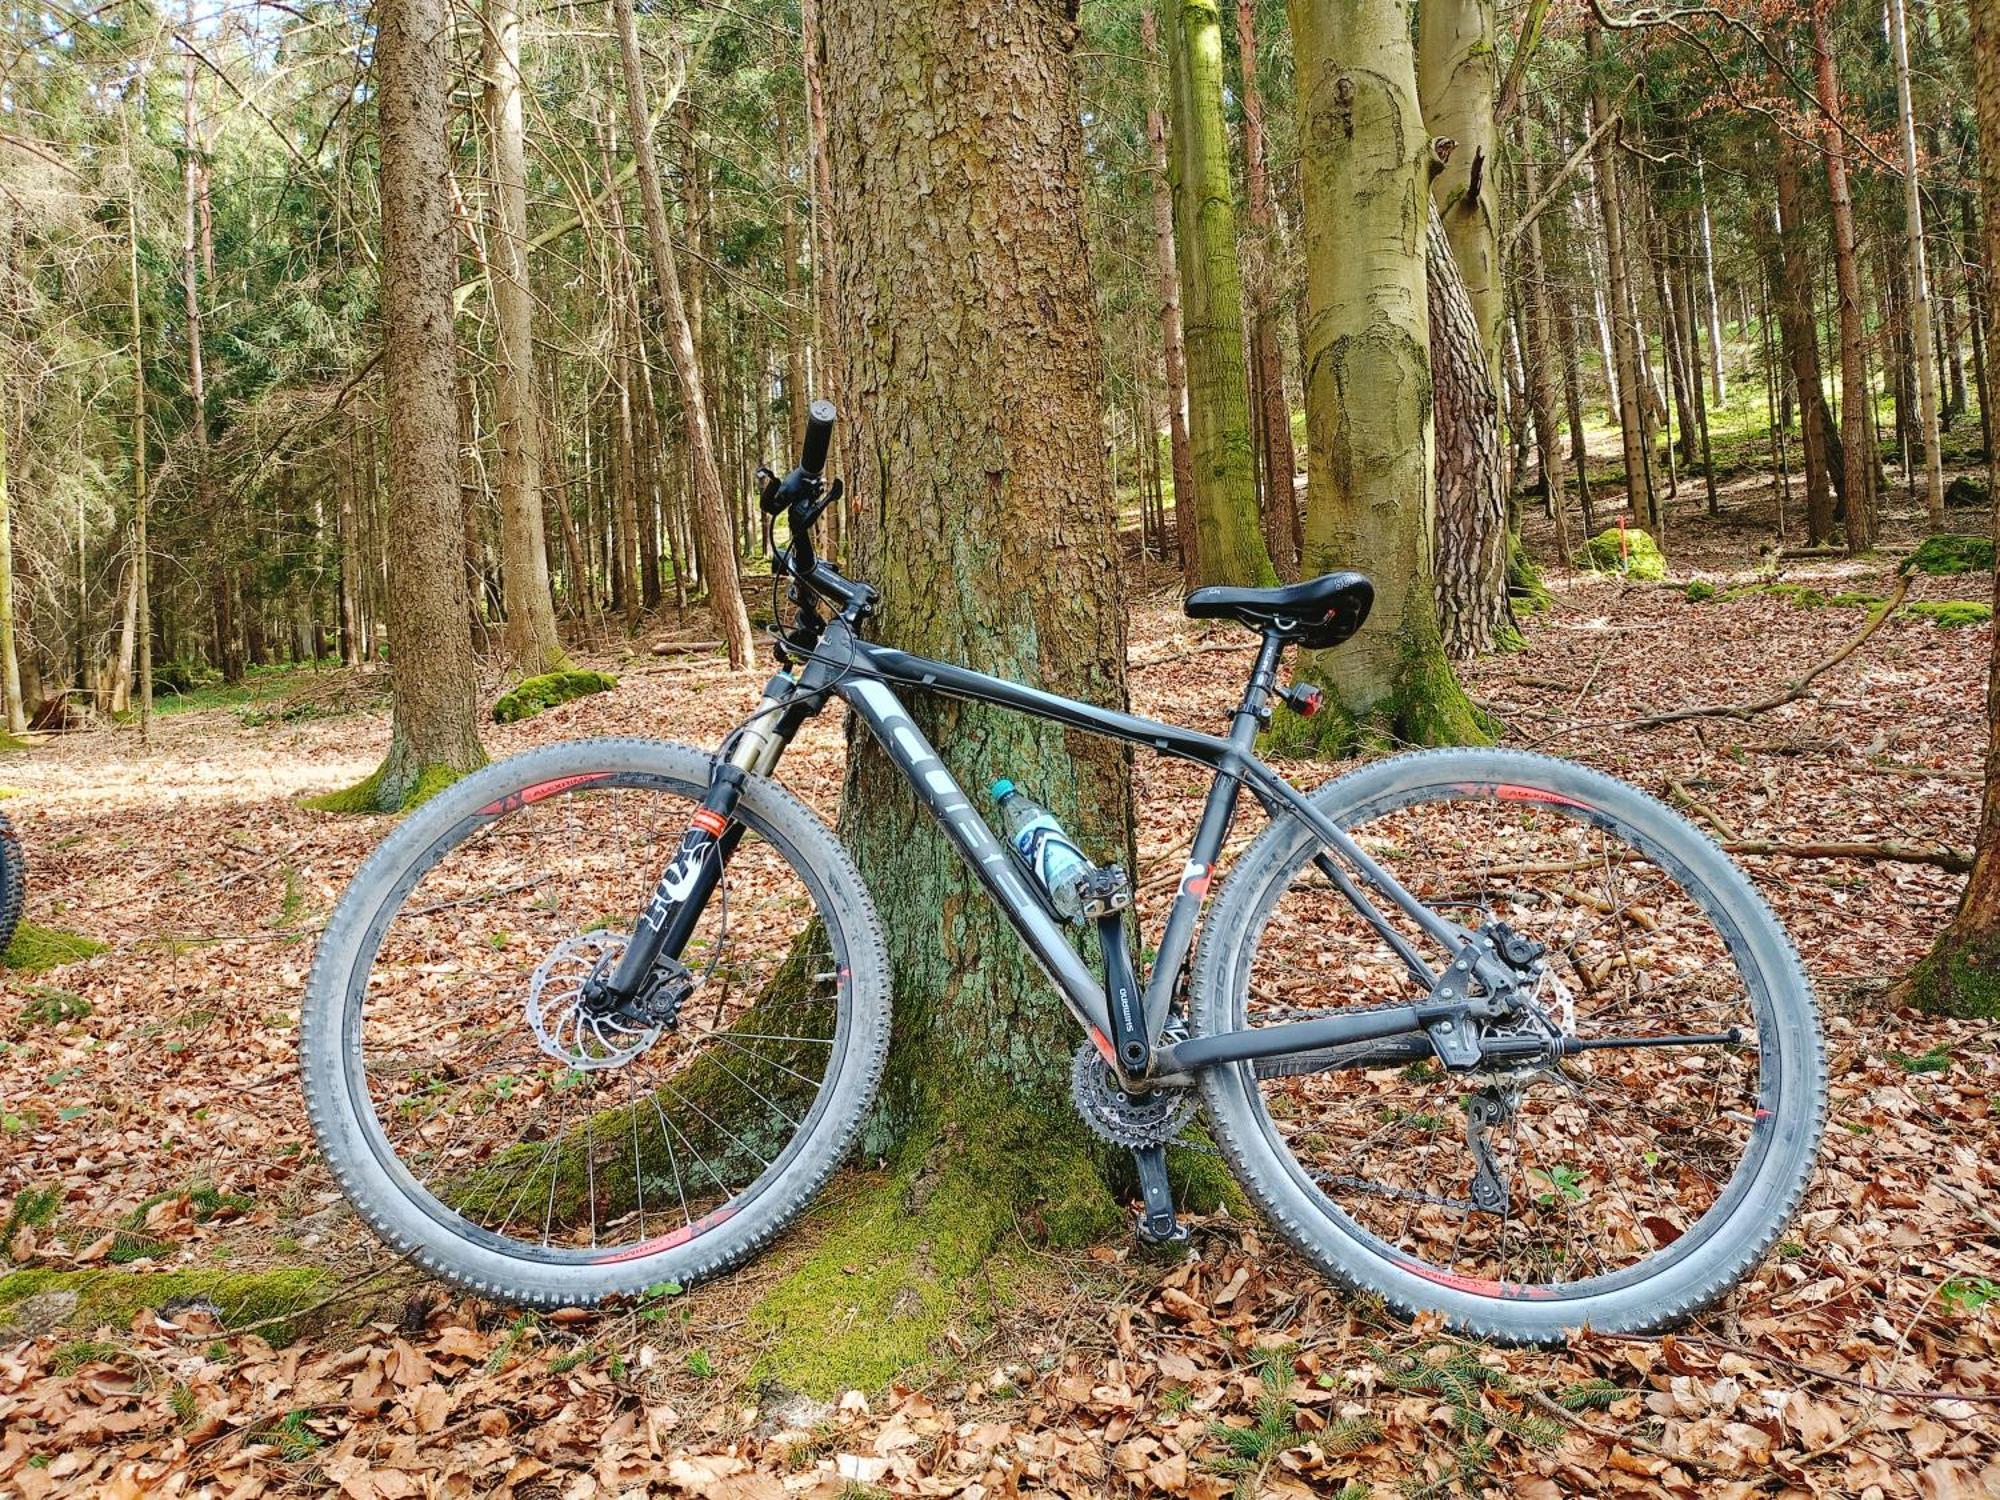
1695, 150, 1727, 406
754, 0, 1149, 1393
1517, 123, 1571, 568
484, 0, 568, 676
1163, 0, 1274, 586
1428, 205, 1511, 660
1900, 0, 2000, 1017
1765, 145, 1839, 546
1235, 0, 1298, 579
1813, 13, 1879, 553
1587, 27, 1657, 540
1141, 7, 1197, 584
0, 357, 20, 734
1888, 0, 1945, 528
1286, 0, 1487, 749
1419, 0, 1503, 384
344, 0, 487, 810
609, 0, 755, 667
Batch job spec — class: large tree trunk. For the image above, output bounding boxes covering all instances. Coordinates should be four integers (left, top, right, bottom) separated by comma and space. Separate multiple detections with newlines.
1163, 0, 1275, 586
1428, 207, 1511, 660
1142, 7, 1197, 585
1902, 0, 2000, 1017
1285, 0, 1487, 751
1418, 0, 1502, 383
609, 0, 755, 667
755, 0, 1152, 1395
1587, 27, 1658, 540
1813, 14, 1879, 553
1235, 0, 1298, 579
331, 0, 486, 811
0, 358, 20, 734
1888, 0, 1945, 529
484, 0, 568, 677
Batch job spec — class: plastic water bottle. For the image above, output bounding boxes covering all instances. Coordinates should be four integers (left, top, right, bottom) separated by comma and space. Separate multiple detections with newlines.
992, 779, 1093, 923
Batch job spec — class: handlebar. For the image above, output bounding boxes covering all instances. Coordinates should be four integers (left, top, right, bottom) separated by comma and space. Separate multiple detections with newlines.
761, 400, 838, 518
800, 399, 835, 478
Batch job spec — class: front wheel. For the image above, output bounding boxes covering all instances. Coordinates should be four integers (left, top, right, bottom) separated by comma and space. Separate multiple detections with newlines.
302, 738, 891, 1306
1191, 748, 1824, 1343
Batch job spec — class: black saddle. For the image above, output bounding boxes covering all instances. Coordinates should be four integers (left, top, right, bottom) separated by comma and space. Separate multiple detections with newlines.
1183, 571, 1374, 649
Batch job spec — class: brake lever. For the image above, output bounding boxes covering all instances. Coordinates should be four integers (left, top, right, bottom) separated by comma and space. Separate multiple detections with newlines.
796, 476, 843, 531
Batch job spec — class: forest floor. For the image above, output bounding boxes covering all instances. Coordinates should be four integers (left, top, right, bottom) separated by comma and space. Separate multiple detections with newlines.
1, 475, 1997, 1498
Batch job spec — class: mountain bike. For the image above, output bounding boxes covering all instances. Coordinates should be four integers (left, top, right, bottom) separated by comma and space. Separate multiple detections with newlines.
303, 403, 1825, 1343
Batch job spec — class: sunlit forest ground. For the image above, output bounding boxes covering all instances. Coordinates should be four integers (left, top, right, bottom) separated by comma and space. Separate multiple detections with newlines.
0, 444, 1994, 1495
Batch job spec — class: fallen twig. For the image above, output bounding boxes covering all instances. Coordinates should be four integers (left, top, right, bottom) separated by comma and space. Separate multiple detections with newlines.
1534, 575, 1910, 740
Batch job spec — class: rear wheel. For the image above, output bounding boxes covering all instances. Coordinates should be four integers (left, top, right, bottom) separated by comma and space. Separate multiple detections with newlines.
1191, 748, 1824, 1342
302, 738, 890, 1305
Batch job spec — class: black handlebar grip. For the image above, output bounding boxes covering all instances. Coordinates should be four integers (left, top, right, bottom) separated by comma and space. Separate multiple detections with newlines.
801, 399, 837, 477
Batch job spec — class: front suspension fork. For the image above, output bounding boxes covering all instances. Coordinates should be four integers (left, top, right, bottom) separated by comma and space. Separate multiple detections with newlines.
596, 672, 802, 1005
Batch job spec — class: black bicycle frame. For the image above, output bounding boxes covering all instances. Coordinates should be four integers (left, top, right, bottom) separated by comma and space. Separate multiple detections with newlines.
743, 617, 1522, 1085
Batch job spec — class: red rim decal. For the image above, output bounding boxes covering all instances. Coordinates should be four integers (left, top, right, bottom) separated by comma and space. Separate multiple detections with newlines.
480, 773, 612, 816
592, 1206, 736, 1263
1456, 782, 1595, 812
1401, 1261, 1554, 1299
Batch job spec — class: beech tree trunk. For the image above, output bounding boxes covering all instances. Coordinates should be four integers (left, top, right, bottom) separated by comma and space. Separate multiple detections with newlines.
484, 0, 568, 676
1814, 14, 1878, 553
0, 358, 20, 734
1287, 0, 1486, 750
758, 0, 1150, 1394
1902, 0, 2000, 1018
1419, 0, 1503, 385
1162, 0, 1274, 586
1142, 7, 1197, 584
610, 0, 755, 667
1235, 0, 1298, 579
355, 0, 486, 809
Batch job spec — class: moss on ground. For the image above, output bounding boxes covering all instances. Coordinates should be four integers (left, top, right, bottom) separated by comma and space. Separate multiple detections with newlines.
1900, 931, 2000, 1019
1506, 540, 1553, 616
0, 731, 28, 752
1684, 580, 1717, 602
3, 923, 107, 973
0, 1266, 332, 1342
1944, 475, 1990, 511
748, 1096, 1129, 1397
304, 761, 466, 814
1905, 600, 1993, 628
1901, 534, 1995, 577
492, 669, 617, 724
1574, 526, 1665, 581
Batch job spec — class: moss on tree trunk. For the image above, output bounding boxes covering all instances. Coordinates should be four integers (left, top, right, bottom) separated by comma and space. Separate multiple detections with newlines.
767, 0, 1156, 1395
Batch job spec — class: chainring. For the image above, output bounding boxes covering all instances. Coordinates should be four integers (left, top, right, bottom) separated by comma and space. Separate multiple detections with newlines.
526, 931, 662, 1070
1069, 1043, 1199, 1149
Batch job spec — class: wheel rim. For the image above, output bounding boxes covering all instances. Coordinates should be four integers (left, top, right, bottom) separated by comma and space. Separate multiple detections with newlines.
336, 769, 852, 1267
1230, 774, 1792, 1302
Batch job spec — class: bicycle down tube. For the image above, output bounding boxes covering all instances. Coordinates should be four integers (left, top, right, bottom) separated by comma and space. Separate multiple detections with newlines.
814, 617, 1499, 1081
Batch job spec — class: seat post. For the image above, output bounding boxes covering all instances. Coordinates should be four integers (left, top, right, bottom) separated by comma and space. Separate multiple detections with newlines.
1228, 633, 1287, 748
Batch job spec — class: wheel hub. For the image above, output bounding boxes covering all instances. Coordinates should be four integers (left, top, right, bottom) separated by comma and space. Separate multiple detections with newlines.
526, 932, 688, 1070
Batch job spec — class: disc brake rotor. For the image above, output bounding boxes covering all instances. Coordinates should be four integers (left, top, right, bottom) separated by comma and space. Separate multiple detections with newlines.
525, 931, 660, 1070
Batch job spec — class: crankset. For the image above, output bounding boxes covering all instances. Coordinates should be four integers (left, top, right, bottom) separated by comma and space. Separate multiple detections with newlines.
1070, 1042, 1199, 1149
